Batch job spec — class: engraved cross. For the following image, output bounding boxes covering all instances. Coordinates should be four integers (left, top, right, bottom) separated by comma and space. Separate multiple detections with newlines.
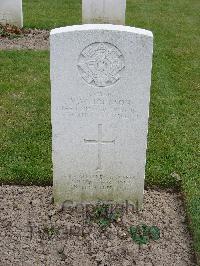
84, 124, 115, 171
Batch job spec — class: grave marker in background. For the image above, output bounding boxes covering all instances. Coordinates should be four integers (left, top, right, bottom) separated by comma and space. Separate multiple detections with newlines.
82, 0, 126, 25
0, 0, 23, 28
50, 24, 153, 207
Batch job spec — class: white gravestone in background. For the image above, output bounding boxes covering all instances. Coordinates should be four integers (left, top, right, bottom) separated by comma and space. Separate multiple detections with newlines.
82, 0, 126, 25
51, 24, 153, 207
0, 0, 23, 28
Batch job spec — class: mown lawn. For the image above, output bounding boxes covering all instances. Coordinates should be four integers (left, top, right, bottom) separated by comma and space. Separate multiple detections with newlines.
0, 0, 199, 262
0, 51, 51, 185
23, 0, 82, 29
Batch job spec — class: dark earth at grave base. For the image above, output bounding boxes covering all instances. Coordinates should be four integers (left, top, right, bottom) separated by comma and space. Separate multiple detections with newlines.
0, 24, 49, 50
0, 186, 196, 266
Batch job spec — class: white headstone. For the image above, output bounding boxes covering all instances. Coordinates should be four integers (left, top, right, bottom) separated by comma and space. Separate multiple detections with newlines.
50, 24, 153, 207
82, 0, 126, 25
0, 0, 23, 28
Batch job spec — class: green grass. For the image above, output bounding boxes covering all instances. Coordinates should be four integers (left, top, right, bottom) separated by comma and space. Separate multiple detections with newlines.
0, 51, 51, 185
23, 0, 81, 29
1, 0, 200, 262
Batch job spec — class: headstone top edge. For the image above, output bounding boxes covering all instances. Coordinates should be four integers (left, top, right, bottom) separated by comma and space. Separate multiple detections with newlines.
50, 24, 153, 38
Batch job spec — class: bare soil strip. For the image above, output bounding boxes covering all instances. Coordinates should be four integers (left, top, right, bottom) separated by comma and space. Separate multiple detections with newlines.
0, 29, 49, 50
0, 186, 195, 266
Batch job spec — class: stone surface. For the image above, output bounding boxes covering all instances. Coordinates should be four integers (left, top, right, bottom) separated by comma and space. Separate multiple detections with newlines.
82, 0, 126, 25
0, 0, 23, 28
50, 24, 153, 206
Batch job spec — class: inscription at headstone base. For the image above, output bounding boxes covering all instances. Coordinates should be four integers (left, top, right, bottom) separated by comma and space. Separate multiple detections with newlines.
0, 0, 23, 28
50, 24, 153, 207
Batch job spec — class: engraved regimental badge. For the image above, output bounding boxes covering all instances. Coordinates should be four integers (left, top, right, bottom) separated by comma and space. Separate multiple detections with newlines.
78, 42, 125, 87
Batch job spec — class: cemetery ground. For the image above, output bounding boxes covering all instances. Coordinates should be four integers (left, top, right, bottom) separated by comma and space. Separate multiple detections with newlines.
0, 0, 199, 265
